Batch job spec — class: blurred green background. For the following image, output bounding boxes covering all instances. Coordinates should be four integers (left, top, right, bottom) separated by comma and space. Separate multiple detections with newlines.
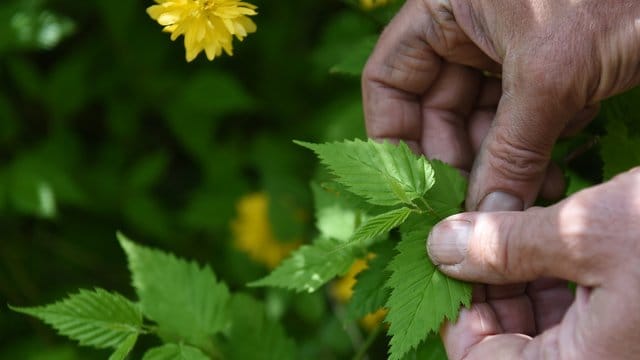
2, 0, 627, 358
0, 0, 407, 358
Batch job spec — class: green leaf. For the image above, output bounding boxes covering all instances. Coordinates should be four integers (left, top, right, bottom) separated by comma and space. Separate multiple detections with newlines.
329, 35, 376, 76
10, 288, 142, 350
296, 139, 434, 206
425, 160, 467, 218
118, 234, 230, 347
223, 294, 296, 360
400, 334, 447, 360
565, 169, 593, 196
350, 207, 412, 244
249, 237, 365, 292
385, 216, 472, 360
312, 182, 359, 242
601, 117, 640, 180
142, 343, 209, 360
348, 241, 394, 319
108, 334, 138, 360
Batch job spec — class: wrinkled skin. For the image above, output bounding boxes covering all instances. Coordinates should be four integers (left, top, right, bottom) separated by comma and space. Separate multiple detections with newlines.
362, 0, 640, 358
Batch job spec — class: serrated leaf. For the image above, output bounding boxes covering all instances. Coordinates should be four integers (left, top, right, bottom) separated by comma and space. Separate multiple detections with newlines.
223, 294, 296, 360
400, 334, 447, 360
249, 237, 365, 293
109, 333, 138, 360
10, 288, 142, 350
385, 216, 472, 360
142, 343, 209, 360
118, 233, 230, 347
350, 207, 412, 244
601, 117, 640, 180
348, 241, 394, 319
425, 160, 467, 218
296, 139, 434, 206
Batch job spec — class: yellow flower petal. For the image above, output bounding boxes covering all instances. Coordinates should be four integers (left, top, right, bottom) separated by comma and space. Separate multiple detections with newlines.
147, 0, 257, 62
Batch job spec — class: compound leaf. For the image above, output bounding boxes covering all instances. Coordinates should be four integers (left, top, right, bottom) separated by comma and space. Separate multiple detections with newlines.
142, 343, 209, 360
385, 216, 472, 360
350, 207, 412, 244
249, 237, 365, 293
296, 139, 434, 206
10, 288, 142, 350
118, 233, 230, 347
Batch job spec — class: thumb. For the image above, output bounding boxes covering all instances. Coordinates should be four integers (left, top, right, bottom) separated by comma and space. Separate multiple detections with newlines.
426, 206, 601, 286
466, 68, 581, 211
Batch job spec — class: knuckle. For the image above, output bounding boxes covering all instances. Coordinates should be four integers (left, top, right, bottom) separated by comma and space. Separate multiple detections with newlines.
485, 128, 550, 182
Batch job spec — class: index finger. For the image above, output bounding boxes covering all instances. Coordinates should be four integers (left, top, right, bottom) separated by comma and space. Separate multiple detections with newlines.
362, 0, 499, 154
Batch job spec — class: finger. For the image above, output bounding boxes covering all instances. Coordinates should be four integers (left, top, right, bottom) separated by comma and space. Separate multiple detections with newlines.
539, 162, 565, 201
421, 63, 480, 169
362, 0, 443, 147
526, 278, 574, 332
466, 72, 581, 211
441, 303, 502, 360
362, 0, 498, 148
560, 102, 600, 137
426, 202, 610, 285
486, 284, 536, 335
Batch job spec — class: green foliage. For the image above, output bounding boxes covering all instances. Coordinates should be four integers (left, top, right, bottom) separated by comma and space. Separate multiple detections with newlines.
12, 235, 296, 359
386, 216, 471, 359
329, 35, 377, 76
296, 139, 435, 206
142, 344, 209, 360
109, 334, 139, 360
224, 294, 296, 360
601, 115, 640, 180
261, 139, 472, 359
119, 233, 230, 348
249, 236, 365, 292
350, 206, 413, 244
348, 241, 394, 319
10, 289, 142, 353
4, 0, 640, 358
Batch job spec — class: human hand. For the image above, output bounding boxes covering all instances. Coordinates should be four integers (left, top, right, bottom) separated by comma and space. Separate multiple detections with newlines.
362, 0, 640, 210
426, 168, 640, 359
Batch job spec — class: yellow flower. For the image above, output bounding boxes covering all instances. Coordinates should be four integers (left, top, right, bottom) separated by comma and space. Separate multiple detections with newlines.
230, 193, 300, 269
331, 259, 368, 302
331, 256, 388, 331
147, 0, 257, 62
360, 0, 391, 10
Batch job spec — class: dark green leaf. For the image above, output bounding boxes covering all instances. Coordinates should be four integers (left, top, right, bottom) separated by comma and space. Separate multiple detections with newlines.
223, 294, 296, 360
10, 288, 142, 349
118, 234, 230, 347
385, 216, 472, 360
348, 241, 394, 319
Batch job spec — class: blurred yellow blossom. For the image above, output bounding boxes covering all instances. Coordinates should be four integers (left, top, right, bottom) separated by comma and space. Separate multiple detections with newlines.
147, 0, 257, 62
331, 259, 368, 302
360, 0, 391, 11
331, 257, 388, 331
231, 193, 299, 269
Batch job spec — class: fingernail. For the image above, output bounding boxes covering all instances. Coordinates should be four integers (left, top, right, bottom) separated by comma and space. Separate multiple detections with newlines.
478, 191, 523, 211
427, 220, 471, 265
